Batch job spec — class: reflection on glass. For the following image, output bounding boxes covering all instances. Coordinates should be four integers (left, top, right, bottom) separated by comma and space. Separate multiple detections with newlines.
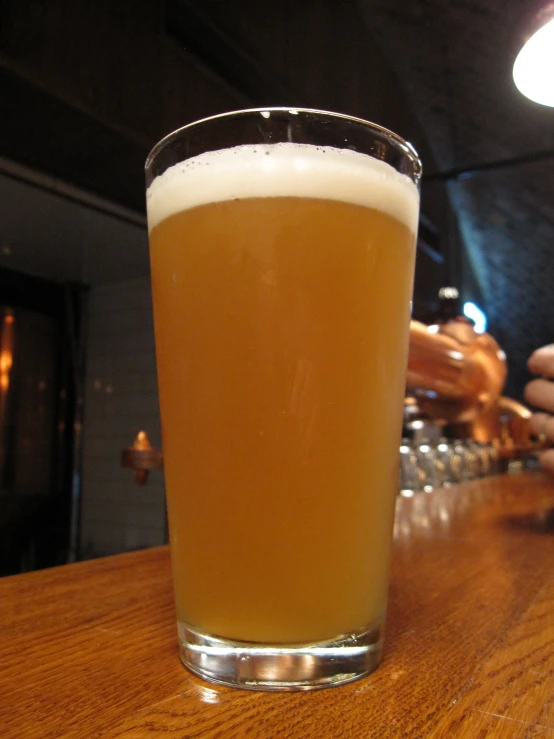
414, 441, 447, 492
399, 440, 422, 497
398, 435, 503, 497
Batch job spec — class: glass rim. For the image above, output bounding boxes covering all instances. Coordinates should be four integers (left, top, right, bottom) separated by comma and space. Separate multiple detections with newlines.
145, 106, 422, 182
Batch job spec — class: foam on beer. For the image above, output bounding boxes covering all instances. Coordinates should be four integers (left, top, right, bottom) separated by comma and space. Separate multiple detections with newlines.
147, 143, 419, 233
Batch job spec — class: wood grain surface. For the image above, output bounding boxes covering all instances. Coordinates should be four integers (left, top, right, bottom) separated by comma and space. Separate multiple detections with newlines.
1, 471, 554, 738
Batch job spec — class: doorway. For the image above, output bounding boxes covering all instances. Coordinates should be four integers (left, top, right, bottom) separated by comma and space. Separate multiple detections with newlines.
0, 268, 84, 575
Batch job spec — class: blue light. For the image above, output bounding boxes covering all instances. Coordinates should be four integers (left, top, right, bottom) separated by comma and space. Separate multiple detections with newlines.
463, 302, 487, 334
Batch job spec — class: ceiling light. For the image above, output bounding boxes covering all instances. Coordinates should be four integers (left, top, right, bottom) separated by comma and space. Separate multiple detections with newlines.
463, 302, 487, 334
438, 286, 458, 300
513, 10, 554, 107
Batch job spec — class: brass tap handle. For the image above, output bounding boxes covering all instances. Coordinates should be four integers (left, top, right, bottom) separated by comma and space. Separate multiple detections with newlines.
121, 431, 164, 485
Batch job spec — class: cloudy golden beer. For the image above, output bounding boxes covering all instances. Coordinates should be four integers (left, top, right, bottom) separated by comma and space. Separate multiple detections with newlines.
147, 138, 419, 681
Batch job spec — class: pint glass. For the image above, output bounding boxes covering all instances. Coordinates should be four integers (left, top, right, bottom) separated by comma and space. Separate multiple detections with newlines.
145, 109, 421, 690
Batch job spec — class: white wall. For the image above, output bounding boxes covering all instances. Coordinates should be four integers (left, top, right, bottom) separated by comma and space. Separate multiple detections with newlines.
0, 171, 148, 286
80, 277, 166, 557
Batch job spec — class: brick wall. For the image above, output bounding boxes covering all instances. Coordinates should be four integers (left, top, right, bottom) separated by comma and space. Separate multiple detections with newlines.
80, 277, 166, 558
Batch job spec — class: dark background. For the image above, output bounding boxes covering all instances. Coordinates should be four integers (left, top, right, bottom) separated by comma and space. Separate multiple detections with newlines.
1, 0, 553, 572
2, 0, 553, 397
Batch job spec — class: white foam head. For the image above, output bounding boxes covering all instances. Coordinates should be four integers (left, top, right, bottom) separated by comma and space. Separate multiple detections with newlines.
146, 143, 419, 233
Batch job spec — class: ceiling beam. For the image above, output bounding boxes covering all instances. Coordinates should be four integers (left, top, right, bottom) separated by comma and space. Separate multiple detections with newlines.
424, 148, 554, 182
166, 0, 296, 105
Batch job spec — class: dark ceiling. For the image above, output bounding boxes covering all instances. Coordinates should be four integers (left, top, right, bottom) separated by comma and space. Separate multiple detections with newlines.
1, 0, 553, 399
360, 0, 554, 398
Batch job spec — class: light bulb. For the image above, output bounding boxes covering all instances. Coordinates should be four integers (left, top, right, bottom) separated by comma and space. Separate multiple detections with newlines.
463, 302, 487, 334
513, 17, 554, 107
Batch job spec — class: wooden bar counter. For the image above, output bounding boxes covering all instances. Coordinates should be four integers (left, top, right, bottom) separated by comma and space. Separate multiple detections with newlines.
2, 471, 554, 738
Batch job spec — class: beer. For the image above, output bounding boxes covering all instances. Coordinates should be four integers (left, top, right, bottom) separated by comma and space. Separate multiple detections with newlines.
147, 143, 418, 645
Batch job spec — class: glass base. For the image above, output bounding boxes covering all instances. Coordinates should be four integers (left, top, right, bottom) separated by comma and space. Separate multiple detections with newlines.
178, 621, 384, 691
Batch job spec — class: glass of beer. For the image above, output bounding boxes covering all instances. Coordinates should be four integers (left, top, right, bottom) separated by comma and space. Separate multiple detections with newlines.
145, 108, 421, 691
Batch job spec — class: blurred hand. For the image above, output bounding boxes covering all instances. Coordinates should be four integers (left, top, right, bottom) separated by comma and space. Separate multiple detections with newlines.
524, 344, 554, 474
